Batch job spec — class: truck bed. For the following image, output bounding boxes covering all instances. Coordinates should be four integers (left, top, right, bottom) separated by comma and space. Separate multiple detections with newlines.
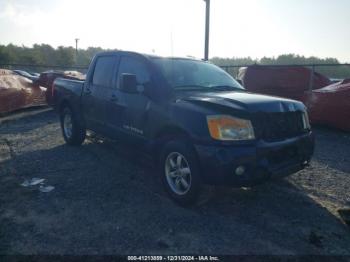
53, 78, 84, 111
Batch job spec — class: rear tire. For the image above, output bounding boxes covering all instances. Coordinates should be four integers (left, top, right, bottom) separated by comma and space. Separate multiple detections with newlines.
60, 105, 86, 146
159, 139, 202, 206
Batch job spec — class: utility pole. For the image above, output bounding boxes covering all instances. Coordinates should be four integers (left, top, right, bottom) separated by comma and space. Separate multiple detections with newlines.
204, 0, 210, 61
75, 38, 79, 63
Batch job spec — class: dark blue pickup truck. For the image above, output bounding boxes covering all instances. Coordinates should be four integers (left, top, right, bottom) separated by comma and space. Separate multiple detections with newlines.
53, 51, 314, 205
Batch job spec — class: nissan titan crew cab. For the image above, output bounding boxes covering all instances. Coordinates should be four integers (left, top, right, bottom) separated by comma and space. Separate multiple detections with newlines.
53, 51, 314, 205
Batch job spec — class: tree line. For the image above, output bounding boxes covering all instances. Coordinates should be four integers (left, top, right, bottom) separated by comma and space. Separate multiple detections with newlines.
0, 43, 119, 66
0, 44, 349, 78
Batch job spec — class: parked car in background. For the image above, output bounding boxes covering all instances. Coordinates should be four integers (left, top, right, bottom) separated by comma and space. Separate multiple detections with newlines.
0, 69, 46, 114
13, 70, 39, 82
329, 78, 343, 84
52, 51, 314, 205
306, 79, 350, 131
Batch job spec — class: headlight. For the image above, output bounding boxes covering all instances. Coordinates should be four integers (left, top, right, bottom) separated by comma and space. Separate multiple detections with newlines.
207, 115, 255, 141
302, 111, 311, 130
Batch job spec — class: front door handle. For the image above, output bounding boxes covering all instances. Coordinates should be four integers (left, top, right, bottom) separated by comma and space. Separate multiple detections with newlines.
85, 88, 92, 95
110, 94, 118, 102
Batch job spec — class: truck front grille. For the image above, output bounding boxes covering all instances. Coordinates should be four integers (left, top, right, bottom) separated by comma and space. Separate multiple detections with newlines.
252, 112, 306, 141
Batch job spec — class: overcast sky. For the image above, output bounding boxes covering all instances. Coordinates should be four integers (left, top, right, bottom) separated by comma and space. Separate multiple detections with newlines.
0, 0, 349, 62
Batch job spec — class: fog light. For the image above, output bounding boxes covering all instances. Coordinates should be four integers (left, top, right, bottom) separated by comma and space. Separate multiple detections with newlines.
235, 166, 245, 176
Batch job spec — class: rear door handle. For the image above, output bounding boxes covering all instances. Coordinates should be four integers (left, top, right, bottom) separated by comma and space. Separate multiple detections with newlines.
85, 88, 92, 95
110, 94, 118, 102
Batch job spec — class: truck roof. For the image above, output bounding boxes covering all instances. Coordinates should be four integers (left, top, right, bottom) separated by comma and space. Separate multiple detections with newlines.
94, 50, 203, 62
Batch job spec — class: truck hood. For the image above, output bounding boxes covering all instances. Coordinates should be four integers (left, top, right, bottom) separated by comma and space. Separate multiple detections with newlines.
180, 91, 305, 113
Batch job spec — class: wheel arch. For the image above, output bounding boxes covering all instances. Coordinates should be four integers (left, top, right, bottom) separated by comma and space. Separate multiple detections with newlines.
59, 99, 71, 113
153, 125, 199, 165
58, 99, 86, 129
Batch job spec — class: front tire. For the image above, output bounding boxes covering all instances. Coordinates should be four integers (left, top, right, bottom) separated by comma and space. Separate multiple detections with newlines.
159, 140, 202, 206
60, 105, 86, 146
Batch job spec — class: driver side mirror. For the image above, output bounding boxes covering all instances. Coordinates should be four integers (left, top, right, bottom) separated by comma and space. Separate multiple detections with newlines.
120, 73, 138, 93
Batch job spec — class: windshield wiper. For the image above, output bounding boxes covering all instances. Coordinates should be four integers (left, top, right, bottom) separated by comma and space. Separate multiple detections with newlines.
210, 85, 245, 91
173, 85, 245, 92
173, 85, 209, 91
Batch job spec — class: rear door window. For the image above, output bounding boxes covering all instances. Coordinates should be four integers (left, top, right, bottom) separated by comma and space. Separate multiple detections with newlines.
92, 56, 116, 87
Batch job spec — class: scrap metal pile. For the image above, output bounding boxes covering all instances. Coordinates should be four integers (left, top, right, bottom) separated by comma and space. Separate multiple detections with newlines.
238, 66, 350, 132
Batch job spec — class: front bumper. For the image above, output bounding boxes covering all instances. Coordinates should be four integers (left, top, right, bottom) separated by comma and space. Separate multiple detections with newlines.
194, 132, 315, 187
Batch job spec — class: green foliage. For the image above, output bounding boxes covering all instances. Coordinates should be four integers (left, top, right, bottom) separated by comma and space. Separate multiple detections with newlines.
0, 43, 118, 72
0, 46, 11, 63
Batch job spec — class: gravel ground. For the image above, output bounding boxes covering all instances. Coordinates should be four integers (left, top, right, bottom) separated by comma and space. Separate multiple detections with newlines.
0, 109, 349, 255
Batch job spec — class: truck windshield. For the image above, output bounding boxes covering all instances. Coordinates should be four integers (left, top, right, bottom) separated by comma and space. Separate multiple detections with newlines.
152, 58, 244, 92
